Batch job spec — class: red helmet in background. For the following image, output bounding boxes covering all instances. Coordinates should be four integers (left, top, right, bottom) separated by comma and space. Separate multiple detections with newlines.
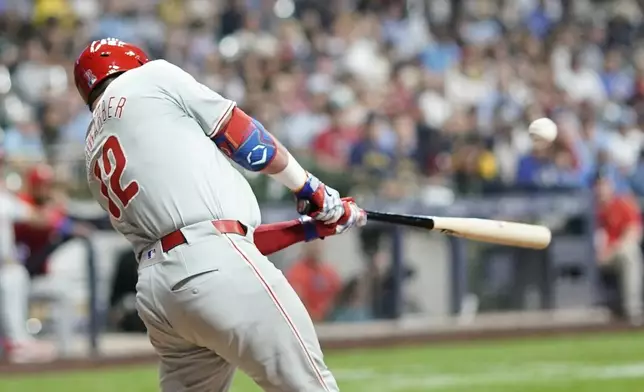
73, 38, 149, 105
26, 164, 54, 190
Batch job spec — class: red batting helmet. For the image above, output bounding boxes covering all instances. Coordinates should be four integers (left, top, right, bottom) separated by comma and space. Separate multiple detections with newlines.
73, 38, 149, 105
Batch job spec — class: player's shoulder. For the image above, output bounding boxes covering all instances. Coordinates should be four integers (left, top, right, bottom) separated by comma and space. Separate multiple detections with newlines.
125, 59, 197, 96
139, 59, 189, 78
101, 59, 191, 106
109, 59, 185, 91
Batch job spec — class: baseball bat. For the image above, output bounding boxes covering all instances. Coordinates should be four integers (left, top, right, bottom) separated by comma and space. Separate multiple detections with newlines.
297, 200, 552, 250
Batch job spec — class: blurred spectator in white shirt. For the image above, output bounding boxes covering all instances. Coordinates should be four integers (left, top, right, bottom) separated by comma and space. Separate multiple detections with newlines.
556, 51, 607, 106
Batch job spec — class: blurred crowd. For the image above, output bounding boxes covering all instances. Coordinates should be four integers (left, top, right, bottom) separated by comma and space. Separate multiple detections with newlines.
2, 0, 644, 333
2, 0, 644, 203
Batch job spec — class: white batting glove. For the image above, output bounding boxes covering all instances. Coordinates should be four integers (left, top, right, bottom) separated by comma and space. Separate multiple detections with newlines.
334, 199, 367, 234
299, 198, 367, 241
294, 173, 344, 224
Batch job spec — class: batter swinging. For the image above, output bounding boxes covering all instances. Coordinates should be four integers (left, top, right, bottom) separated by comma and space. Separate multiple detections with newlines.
74, 38, 366, 391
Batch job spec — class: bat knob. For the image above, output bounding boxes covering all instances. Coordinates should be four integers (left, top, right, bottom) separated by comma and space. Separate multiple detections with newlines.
296, 199, 315, 215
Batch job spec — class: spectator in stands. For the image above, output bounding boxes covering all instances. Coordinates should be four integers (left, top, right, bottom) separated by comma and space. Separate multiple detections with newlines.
2, 115, 46, 164
349, 112, 395, 190
330, 277, 371, 323
630, 149, 644, 197
1, 0, 644, 205
600, 49, 635, 102
514, 135, 552, 188
605, 110, 642, 177
420, 24, 460, 74
14, 164, 93, 277
377, 257, 416, 319
286, 241, 341, 323
311, 104, 359, 172
556, 51, 607, 106
594, 169, 643, 324
595, 148, 631, 195
516, 130, 582, 189
452, 135, 498, 194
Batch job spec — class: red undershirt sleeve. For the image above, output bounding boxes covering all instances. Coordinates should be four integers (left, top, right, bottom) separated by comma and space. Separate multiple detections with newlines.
253, 219, 307, 256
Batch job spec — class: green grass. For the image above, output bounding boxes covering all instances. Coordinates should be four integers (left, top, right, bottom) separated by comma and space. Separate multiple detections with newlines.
3, 331, 644, 391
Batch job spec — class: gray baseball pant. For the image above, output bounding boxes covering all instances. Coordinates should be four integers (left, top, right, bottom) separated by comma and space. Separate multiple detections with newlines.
610, 240, 643, 320
136, 220, 339, 392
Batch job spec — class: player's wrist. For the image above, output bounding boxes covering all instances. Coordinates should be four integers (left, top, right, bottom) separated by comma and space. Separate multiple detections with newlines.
299, 216, 322, 241
272, 155, 309, 192
293, 173, 321, 199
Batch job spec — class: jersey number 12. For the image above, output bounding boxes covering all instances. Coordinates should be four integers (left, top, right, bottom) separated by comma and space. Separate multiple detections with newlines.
93, 135, 139, 219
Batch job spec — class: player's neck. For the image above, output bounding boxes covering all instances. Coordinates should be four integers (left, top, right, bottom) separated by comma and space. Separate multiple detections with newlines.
90, 93, 104, 112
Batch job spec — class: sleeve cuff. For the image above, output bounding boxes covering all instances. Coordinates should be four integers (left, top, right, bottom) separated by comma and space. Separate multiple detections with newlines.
299, 217, 319, 242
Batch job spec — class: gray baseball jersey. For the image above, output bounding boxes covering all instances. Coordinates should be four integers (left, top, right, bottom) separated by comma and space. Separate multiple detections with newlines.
84, 60, 338, 391
85, 59, 261, 257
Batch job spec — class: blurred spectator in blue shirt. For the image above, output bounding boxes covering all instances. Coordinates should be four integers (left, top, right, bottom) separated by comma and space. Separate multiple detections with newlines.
596, 149, 631, 195
525, 0, 555, 39
459, 11, 502, 46
380, 4, 409, 48
96, 3, 139, 44
574, 108, 610, 183
3, 119, 45, 163
420, 25, 460, 74
600, 49, 635, 102
349, 113, 395, 187
630, 150, 644, 198
516, 136, 583, 188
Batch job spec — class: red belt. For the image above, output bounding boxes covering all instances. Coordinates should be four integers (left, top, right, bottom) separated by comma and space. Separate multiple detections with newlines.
160, 220, 247, 253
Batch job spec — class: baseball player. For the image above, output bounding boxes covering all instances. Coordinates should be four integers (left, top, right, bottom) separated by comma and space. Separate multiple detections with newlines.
0, 151, 57, 363
74, 37, 366, 391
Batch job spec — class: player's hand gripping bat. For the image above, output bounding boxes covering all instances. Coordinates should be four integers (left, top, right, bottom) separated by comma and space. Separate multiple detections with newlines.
297, 200, 551, 250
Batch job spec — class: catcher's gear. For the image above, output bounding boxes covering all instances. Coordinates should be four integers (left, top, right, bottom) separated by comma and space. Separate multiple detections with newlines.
73, 38, 149, 105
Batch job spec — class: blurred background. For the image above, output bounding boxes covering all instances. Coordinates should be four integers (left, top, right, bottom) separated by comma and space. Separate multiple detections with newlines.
1, 0, 644, 376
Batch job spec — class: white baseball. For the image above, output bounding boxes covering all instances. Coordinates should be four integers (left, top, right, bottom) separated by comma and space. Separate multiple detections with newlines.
528, 118, 558, 143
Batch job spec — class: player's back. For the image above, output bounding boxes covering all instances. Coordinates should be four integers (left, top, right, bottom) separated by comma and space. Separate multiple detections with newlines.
85, 60, 260, 256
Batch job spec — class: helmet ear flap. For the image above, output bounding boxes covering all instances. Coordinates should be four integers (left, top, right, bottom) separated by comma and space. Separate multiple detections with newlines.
87, 74, 121, 108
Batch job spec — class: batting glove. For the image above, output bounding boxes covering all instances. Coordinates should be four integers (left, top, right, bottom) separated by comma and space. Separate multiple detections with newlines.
294, 173, 344, 224
300, 197, 367, 241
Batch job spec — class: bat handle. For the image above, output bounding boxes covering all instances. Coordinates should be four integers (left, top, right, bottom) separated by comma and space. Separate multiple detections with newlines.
296, 199, 318, 215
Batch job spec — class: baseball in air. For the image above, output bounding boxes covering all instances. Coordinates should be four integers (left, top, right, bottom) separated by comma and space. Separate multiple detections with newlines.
528, 118, 558, 143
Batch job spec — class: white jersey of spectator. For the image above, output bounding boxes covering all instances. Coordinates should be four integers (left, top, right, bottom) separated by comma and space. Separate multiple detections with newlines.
0, 188, 37, 350
0, 189, 29, 262
84, 60, 261, 258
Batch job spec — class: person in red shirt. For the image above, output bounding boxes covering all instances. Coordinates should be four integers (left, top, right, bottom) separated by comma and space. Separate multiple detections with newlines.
14, 164, 93, 277
595, 170, 643, 323
311, 105, 360, 171
286, 240, 341, 322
